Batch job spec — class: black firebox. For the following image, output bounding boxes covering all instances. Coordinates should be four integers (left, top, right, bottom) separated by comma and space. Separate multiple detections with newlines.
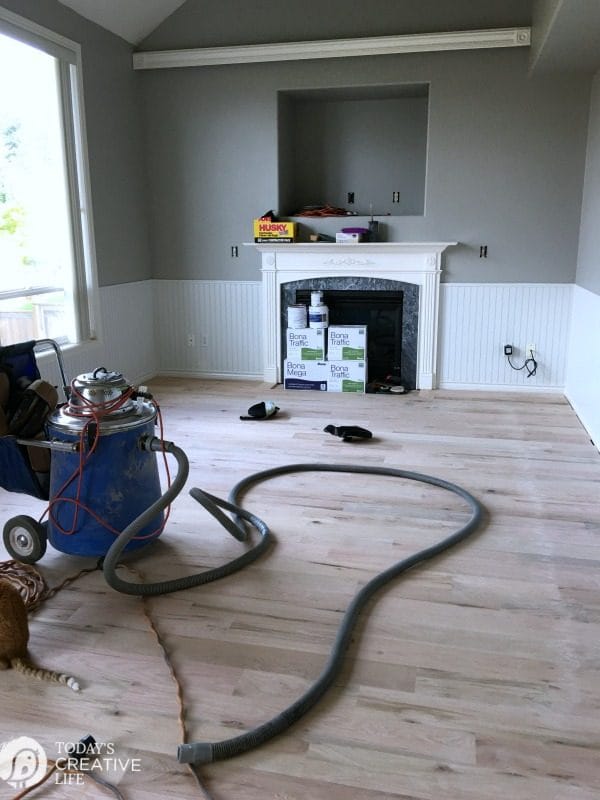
295, 289, 407, 387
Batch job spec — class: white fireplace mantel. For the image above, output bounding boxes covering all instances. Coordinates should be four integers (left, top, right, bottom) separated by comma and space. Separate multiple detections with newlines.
249, 241, 457, 389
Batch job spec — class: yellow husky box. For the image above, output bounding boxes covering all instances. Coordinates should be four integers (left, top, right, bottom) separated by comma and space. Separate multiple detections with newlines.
253, 219, 296, 242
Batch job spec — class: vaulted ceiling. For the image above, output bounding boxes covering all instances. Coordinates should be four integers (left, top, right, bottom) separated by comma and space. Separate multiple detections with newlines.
57, 0, 187, 45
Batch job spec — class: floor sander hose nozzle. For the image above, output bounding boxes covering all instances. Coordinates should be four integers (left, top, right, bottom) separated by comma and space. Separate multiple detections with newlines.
177, 743, 213, 765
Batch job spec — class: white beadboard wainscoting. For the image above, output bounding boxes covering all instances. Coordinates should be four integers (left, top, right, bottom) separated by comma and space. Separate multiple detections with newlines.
148, 279, 573, 390
34, 280, 581, 398
153, 279, 262, 379
28, 277, 598, 450
565, 284, 600, 450
438, 283, 573, 390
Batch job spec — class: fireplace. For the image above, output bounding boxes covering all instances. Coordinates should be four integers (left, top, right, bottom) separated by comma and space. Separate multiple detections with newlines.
250, 242, 457, 389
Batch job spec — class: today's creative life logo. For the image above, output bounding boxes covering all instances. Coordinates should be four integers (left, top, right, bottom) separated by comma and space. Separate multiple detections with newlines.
1, 736, 143, 789
0, 737, 48, 789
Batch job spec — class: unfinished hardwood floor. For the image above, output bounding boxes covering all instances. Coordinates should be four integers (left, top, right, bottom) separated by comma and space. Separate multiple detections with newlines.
1, 379, 599, 800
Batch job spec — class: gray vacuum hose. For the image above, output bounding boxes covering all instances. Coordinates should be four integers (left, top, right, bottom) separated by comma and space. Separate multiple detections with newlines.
101, 437, 272, 596
177, 463, 485, 765
100, 444, 484, 765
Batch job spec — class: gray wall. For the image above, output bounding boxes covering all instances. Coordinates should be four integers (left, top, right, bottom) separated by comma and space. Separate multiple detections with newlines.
142, 0, 533, 49
283, 94, 428, 216
530, 0, 561, 69
0, 0, 150, 287
576, 70, 600, 296
139, 46, 590, 283
4, 0, 592, 289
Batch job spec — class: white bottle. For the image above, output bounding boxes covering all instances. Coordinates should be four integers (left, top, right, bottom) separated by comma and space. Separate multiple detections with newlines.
308, 291, 329, 329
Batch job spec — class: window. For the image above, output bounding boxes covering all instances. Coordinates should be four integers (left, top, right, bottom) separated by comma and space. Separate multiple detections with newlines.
0, 8, 97, 346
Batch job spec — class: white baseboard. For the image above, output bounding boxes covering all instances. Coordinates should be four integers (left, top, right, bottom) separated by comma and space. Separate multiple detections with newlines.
157, 369, 263, 381
438, 381, 565, 393
564, 390, 600, 451
565, 284, 600, 451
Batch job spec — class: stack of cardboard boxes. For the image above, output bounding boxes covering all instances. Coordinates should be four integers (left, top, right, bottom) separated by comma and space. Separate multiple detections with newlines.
284, 325, 368, 392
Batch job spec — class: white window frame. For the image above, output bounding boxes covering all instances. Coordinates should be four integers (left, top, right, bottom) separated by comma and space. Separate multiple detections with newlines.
0, 6, 99, 345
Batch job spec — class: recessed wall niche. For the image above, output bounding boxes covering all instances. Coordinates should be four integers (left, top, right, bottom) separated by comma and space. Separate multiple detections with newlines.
278, 84, 429, 218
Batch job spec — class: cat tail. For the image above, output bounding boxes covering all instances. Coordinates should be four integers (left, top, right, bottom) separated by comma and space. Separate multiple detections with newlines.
11, 658, 80, 692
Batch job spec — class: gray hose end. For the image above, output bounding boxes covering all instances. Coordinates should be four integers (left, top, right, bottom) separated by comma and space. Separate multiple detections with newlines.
177, 742, 213, 765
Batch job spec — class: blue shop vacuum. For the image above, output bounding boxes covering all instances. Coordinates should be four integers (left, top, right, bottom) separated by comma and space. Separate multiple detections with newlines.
0, 338, 484, 767
0, 339, 167, 563
0, 338, 272, 586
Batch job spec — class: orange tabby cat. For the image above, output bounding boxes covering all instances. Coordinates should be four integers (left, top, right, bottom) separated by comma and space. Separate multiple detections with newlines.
0, 580, 79, 691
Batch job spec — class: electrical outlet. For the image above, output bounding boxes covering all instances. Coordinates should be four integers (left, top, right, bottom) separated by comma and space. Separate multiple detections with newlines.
231, 245, 239, 257
392, 191, 400, 203
187, 334, 195, 347
526, 343, 536, 356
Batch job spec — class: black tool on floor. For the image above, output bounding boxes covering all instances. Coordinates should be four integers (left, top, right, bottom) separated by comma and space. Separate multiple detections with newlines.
240, 401, 280, 420
324, 424, 373, 442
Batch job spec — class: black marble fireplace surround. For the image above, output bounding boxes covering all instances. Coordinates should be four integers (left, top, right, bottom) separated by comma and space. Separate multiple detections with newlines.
281, 277, 419, 389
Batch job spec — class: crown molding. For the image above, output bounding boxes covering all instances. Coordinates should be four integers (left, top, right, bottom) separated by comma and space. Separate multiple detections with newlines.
133, 27, 531, 70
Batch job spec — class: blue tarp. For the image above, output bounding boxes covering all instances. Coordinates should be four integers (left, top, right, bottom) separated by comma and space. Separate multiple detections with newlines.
0, 340, 48, 500
0, 437, 48, 499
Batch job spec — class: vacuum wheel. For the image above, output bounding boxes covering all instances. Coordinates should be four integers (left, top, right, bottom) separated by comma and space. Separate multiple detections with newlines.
3, 515, 47, 564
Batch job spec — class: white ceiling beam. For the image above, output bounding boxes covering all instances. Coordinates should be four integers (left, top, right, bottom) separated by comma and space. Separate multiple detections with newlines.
133, 27, 531, 70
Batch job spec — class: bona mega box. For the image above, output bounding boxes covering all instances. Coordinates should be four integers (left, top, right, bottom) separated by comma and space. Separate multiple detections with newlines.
325, 360, 367, 393
283, 358, 328, 390
286, 328, 325, 360
327, 325, 367, 360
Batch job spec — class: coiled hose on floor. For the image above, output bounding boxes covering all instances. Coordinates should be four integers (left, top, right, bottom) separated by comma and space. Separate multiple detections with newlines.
101, 437, 485, 766
102, 437, 271, 596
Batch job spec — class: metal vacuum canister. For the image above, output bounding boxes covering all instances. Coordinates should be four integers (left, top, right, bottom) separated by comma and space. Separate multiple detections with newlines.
46, 368, 164, 557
